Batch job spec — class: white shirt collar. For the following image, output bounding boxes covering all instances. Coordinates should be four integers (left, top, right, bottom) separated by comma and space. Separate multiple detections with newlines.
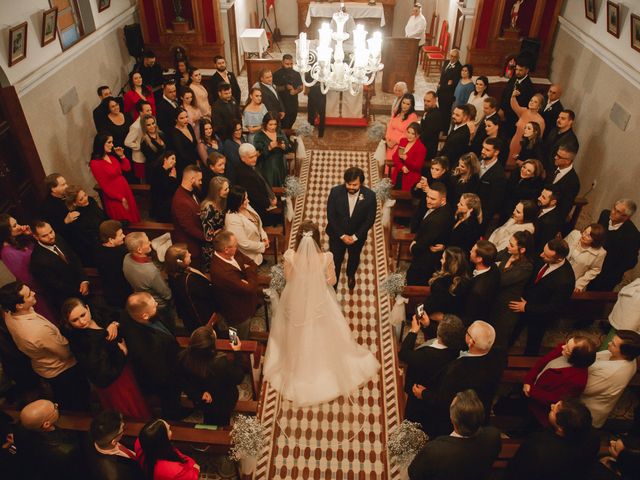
539, 205, 557, 216
543, 258, 566, 277
552, 164, 573, 183
473, 266, 490, 277
608, 220, 624, 231
214, 251, 241, 270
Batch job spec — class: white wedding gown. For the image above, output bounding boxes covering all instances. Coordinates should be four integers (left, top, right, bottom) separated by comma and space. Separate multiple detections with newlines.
263, 237, 380, 407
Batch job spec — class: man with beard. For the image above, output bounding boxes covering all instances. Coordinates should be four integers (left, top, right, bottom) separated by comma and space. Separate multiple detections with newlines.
439, 105, 471, 166
256, 68, 285, 120
273, 54, 303, 129
212, 83, 242, 140
542, 110, 579, 173
499, 55, 534, 138
170, 164, 205, 268
420, 91, 446, 161
477, 137, 507, 233
207, 55, 241, 105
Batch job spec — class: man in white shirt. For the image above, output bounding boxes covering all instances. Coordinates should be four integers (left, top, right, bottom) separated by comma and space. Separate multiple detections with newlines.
581, 330, 640, 427
405, 3, 427, 45
124, 100, 153, 181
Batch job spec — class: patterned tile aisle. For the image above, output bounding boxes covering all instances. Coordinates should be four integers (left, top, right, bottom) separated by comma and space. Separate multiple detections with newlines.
254, 150, 401, 479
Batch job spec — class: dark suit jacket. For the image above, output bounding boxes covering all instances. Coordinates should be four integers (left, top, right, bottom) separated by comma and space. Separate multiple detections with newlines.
464, 265, 501, 324
551, 168, 580, 221
259, 82, 285, 114
170, 125, 199, 172
499, 75, 534, 131
439, 124, 470, 165
120, 315, 179, 389
534, 207, 564, 253
234, 161, 275, 222
477, 162, 507, 225
420, 108, 446, 160
523, 260, 575, 322
168, 269, 217, 333
40, 195, 69, 238
155, 97, 179, 141
212, 98, 242, 139
87, 449, 144, 480
409, 204, 455, 282
491, 257, 533, 346
541, 100, 564, 137
542, 127, 579, 172
29, 236, 87, 309
326, 185, 377, 243
171, 186, 205, 262
437, 61, 462, 109
209, 250, 260, 326
408, 426, 501, 480
448, 215, 482, 254
590, 211, 640, 290
206, 70, 242, 105
95, 245, 132, 309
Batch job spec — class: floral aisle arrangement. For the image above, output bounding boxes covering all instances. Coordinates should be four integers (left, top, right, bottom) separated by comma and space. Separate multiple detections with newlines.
229, 415, 267, 475
388, 420, 428, 478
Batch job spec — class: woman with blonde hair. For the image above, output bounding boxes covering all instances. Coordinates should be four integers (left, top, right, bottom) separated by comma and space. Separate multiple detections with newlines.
263, 219, 380, 406
501, 158, 545, 222
508, 92, 546, 166
200, 176, 230, 270
448, 193, 483, 254
451, 152, 481, 204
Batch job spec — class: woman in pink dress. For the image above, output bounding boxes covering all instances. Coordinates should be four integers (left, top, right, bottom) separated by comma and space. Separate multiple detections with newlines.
391, 122, 427, 191
90, 133, 140, 223
188, 69, 211, 118
508, 92, 545, 167
385, 93, 419, 161
123, 71, 157, 121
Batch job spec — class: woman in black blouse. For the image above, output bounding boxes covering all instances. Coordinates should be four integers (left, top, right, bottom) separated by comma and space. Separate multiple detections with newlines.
515, 121, 544, 165
450, 152, 481, 205
178, 325, 245, 426
171, 108, 199, 174
139, 114, 167, 169
148, 151, 179, 222
62, 297, 151, 419
448, 193, 483, 254
63, 185, 107, 266
501, 159, 545, 223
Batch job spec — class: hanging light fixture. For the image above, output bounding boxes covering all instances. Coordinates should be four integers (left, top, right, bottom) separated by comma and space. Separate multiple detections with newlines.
294, 2, 383, 96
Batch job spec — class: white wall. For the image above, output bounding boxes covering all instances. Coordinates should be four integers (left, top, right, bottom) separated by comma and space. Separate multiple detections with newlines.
274, 0, 298, 36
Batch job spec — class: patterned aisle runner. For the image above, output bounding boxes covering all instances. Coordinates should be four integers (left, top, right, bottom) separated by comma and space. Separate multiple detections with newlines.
254, 150, 402, 479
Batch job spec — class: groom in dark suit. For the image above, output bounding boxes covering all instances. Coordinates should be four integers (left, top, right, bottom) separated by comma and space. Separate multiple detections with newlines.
326, 167, 377, 291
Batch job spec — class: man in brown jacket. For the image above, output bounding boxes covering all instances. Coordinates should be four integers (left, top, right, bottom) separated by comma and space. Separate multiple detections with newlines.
209, 230, 261, 339
171, 165, 204, 267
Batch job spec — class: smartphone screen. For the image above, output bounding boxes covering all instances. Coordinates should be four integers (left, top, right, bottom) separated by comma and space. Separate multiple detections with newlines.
416, 305, 425, 318
229, 327, 239, 346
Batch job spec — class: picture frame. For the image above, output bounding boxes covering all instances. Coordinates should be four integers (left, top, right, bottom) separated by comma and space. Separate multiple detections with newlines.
98, 0, 111, 12
584, 0, 597, 23
8, 22, 28, 67
41, 7, 58, 47
606, 1, 620, 38
631, 14, 640, 53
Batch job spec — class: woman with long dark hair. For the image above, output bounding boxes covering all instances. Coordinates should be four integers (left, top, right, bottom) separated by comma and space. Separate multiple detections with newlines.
501, 159, 545, 222
63, 185, 107, 266
468, 76, 489, 125
178, 325, 244, 425
489, 199, 538, 252
385, 93, 418, 160
90, 133, 140, 222
97, 96, 133, 152
171, 108, 199, 173
62, 297, 151, 420
123, 71, 156, 121
196, 117, 223, 165
135, 419, 200, 479
224, 185, 269, 265
516, 121, 544, 164
200, 176, 229, 270
253, 111, 292, 187
390, 122, 426, 191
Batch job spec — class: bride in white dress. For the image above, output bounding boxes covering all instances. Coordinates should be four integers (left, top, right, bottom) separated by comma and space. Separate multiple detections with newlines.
263, 220, 380, 407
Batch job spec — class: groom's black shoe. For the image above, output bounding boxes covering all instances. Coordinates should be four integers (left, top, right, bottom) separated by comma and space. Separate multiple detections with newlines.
348, 276, 356, 291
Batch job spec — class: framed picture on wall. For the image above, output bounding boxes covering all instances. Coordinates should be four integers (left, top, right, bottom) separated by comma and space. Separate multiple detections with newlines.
98, 0, 111, 12
606, 1, 620, 38
631, 14, 640, 53
41, 7, 58, 47
584, 0, 597, 23
8, 22, 28, 67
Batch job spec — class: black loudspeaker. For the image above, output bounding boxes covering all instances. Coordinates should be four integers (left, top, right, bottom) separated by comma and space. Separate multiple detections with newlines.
124, 23, 144, 61
520, 37, 541, 72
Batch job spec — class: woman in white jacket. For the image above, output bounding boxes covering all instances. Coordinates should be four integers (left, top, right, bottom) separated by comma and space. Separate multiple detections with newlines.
564, 223, 607, 292
488, 199, 537, 252
224, 185, 269, 265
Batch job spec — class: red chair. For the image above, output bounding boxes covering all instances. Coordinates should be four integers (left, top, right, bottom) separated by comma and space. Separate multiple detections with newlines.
425, 32, 450, 76
424, 12, 439, 46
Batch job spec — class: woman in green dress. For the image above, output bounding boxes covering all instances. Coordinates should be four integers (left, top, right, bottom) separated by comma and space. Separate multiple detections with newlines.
252, 111, 292, 187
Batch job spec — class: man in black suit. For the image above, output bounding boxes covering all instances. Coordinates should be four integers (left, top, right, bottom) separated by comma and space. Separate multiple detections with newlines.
420, 90, 446, 160
306, 72, 327, 137
470, 96, 499, 155
29, 221, 89, 310
88, 410, 144, 480
477, 137, 507, 233
206, 55, 242, 105
499, 55, 534, 138
542, 109, 579, 173
121, 292, 186, 419
133, 50, 165, 98
406, 183, 454, 286
436, 48, 462, 116
413, 320, 506, 437
40, 173, 77, 237
535, 186, 564, 253
326, 167, 377, 290
541, 84, 564, 138
548, 143, 581, 222
155, 81, 179, 142
505, 399, 600, 480
273, 54, 304, 129
400, 313, 465, 425
409, 390, 502, 480
234, 143, 280, 226
509, 238, 575, 355
589, 199, 640, 291
212, 83, 242, 140
96, 220, 132, 309
257, 68, 285, 120
465, 240, 500, 324
93, 85, 113, 131
439, 104, 471, 166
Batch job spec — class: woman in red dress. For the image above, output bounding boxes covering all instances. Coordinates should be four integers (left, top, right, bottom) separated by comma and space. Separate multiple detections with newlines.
90, 133, 141, 223
123, 70, 157, 121
390, 122, 426, 191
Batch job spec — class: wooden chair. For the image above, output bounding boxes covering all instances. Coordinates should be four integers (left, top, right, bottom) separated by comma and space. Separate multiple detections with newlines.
425, 33, 450, 77
421, 19, 448, 68
423, 12, 439, 46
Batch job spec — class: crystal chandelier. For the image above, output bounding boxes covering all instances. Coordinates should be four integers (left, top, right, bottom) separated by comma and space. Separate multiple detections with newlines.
294, 3, 383, 96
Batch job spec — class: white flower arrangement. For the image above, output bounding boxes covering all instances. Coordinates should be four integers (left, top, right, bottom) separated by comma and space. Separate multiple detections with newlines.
295, 121, 314, 137
269, 263, 286, 293
229, 415, 266, 461
388, 420, 428, 467
379, 272, 406, 297
373, 177, 393, 203
367, 121, 387, 141
284, 175, 305, 198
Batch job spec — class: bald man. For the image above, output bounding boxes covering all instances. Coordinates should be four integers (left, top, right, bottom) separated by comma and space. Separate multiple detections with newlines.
14, 399, 87, 479
413, 320, 507, 436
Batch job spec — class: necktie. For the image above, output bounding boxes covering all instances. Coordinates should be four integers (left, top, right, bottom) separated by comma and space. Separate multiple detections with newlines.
534, 264, 549, 284
552, 168, 560, 181
117, 444, 136, 459
53, 245, 67, 263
